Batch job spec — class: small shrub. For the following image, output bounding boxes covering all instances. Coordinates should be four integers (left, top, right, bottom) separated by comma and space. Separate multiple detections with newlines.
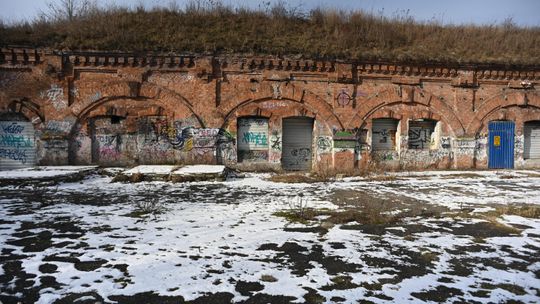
128, 198, 166, 219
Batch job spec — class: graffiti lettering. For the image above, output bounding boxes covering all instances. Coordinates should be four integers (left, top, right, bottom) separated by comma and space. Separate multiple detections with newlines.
441, 137, 451, 149
0, 123, 24, 134
286, 148, 311, 166
45, 120, 72, 134
40, 84, 66, 110
0, 148, 27, 164
408, 127, 431, 149
270, 133, 281, 151
242, 132, 268, 147
316, 136, 332, 153
0, 135, 33, 148
96, 134, 122, 159
260, 101, 287, 109
238, 150, 268, 162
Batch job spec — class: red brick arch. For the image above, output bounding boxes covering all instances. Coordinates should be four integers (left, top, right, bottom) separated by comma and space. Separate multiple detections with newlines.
6, 98, 44, 128
221, 97, 341, 135
346, 87, 464, 136
218, 82, 344, 133
473, 106, 540, 135
467, 91, 540, 135
72, 81, 203, 127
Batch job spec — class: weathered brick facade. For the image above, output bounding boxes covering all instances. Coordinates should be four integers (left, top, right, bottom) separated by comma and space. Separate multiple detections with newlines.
1, 48, 539, 172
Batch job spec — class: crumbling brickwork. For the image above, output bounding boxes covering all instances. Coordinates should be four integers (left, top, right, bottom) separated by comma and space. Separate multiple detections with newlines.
1, 48, 539, 172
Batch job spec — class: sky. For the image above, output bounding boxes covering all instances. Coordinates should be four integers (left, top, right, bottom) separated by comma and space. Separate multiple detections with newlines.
0, 0, 539, 26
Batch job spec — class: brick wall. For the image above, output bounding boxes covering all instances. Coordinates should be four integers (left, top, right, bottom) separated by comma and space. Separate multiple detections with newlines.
1, 48, 539, 171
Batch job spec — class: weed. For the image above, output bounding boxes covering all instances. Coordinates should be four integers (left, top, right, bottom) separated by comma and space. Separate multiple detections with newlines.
288, 196, 310, 219
321, 275, 359, 290
128, 198, 166, 219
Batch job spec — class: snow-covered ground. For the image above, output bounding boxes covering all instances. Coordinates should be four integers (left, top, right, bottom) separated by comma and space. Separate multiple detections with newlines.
0, 166, 97, 179
0, 171, 539, 303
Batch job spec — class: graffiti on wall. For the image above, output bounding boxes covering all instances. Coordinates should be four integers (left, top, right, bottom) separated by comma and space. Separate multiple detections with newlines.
408, 127, 432, 149
337, 88, 351, 107
40, 84, 67, 110
441, 137, 451, 149
270, 131, 282, 151
286, 148, 311, 166
0, 122, 33, 164
44, 120, 74, 136
260, 101, 287, 109
238, 150, 268, 162
238, 117, 269, 162
216, 129, 236, 164
95, 134, 122, 159
317, 136, 332, 154
241, 132, 267, 147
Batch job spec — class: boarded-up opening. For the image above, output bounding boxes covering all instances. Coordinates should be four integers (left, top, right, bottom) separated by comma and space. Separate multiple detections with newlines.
0, 113, 36, 170
282, 117, 314, 171
524, 121, 540, 159
90, 116, 135, 166
408, 119, 437, 149
237, 117, 269, 162
372, 118, 399, 151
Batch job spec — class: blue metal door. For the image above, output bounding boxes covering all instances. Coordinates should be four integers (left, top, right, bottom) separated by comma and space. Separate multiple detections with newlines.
488, 121, 515, 169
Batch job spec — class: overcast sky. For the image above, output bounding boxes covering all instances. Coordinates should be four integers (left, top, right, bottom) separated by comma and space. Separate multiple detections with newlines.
1, 0, 539, 26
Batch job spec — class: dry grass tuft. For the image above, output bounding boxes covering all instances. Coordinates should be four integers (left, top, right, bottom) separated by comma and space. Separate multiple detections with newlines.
260, 274, 278, 282
268, 173, 328, 183
492, 205, 540, 219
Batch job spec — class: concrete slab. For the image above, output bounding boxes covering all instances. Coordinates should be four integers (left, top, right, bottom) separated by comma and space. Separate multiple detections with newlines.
123, 165, 178, 175
172, 165, 226, 175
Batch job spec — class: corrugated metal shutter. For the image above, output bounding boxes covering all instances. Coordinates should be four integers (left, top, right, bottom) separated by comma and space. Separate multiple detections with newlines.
408, 120, 436, 149
0, 121, 36, 170
524, 121, 540, 159
488, 121, 515, 169
372, 119, 398, 151
282, 117, 313, 171
237, 117, 269, 162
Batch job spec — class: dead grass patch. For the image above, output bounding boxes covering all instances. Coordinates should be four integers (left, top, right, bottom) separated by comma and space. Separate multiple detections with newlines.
363, 175, 399, 182
260, 274, 278, 282
498, 174, 518, 179
268, 174, 329, 183
492, 205, 540, 219
441, 173, 483, 179
3, 3, 538, 65
274, 206, 399, 226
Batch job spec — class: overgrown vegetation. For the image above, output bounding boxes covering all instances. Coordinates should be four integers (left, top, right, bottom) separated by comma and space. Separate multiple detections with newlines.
1, 0, 539, 64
